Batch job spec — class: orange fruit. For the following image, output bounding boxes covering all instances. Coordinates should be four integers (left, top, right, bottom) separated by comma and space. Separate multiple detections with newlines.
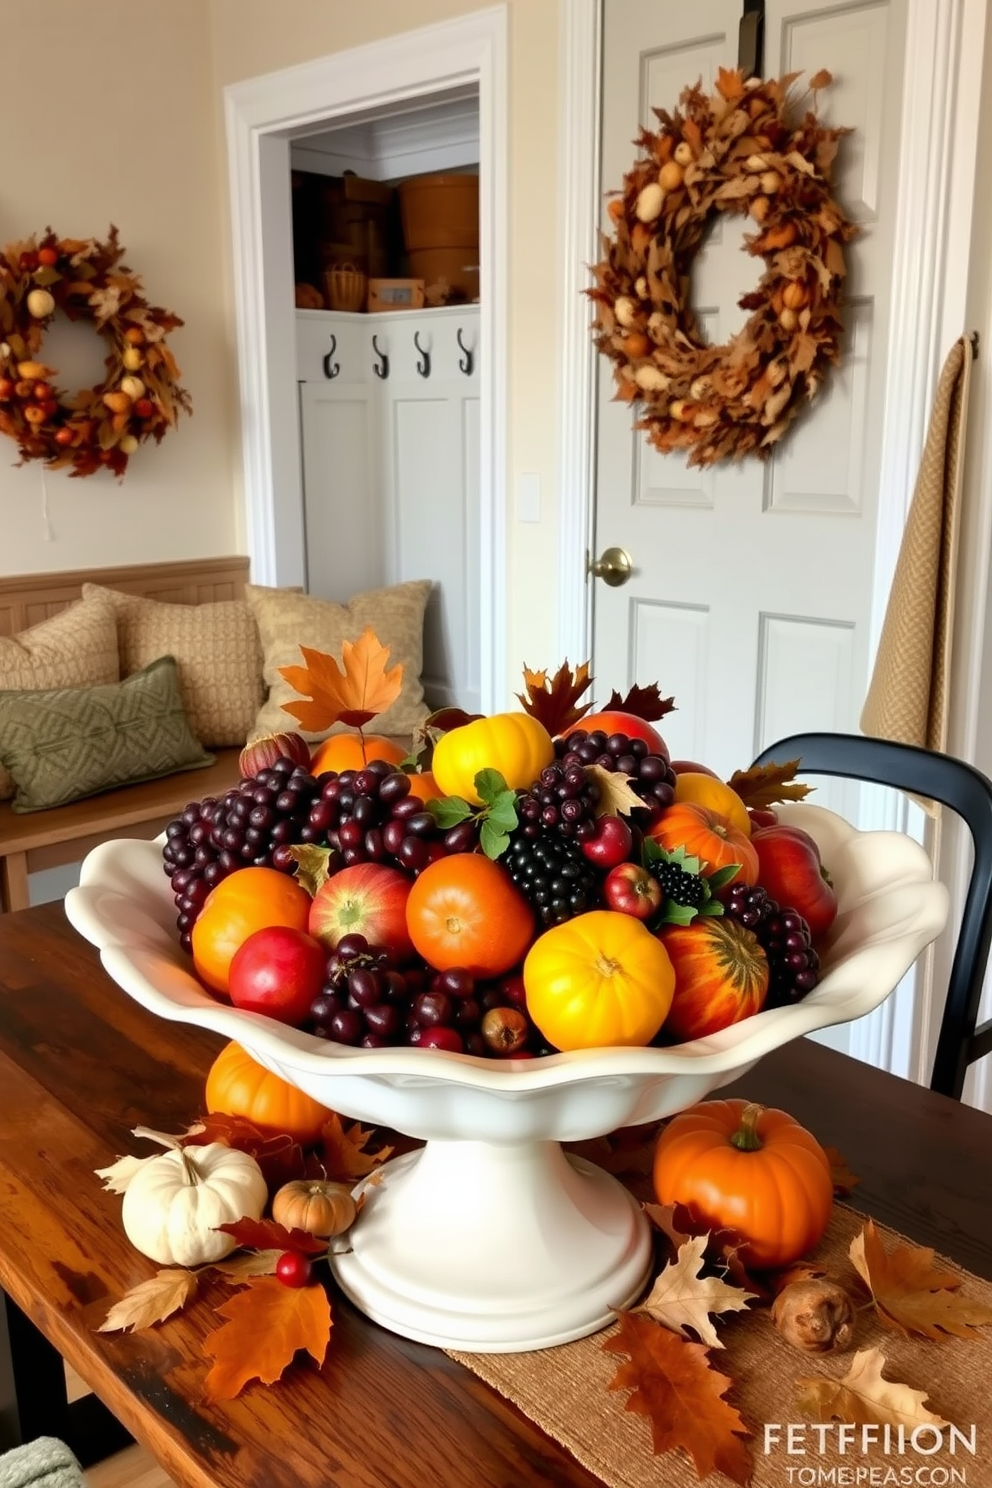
309, 732, 407, 775
405, 770, 440, 804
406, 855, 535, 977
672, 772, 752, 838
192, 866, 312, 995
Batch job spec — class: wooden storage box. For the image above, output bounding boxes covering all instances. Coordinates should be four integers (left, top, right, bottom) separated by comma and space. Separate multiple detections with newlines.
367, 278, 426, 313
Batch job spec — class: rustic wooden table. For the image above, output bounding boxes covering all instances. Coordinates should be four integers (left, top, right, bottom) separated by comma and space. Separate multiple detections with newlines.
1, 902, 990, 1487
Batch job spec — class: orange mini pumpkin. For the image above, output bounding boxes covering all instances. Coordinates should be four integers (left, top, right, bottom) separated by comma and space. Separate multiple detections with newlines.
205, 1040, 333, 1146
309, 733, 407, 774
652, 1098, 833, 1268
649, 802, 759, 886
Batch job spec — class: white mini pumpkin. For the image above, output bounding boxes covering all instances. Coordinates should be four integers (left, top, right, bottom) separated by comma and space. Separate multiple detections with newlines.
121, 1143, 267, 1267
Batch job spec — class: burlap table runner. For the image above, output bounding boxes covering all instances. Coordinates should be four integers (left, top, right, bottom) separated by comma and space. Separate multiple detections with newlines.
447, 1198, 992, 1487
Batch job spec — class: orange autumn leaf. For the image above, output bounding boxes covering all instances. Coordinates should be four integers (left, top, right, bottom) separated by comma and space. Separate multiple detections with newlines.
849, 1220, 992, 1340
725, 759, 813, 810
278, 628, 403, 732
319, 1114, 394, 1181
203, 1276, 332, 1400
604, 1312, 752, 1484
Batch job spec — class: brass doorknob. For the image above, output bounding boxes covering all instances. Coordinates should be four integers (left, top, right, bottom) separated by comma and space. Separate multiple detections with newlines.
588, 546, 633, 587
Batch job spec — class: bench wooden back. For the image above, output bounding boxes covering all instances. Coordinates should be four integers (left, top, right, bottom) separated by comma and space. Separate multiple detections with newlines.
0, 556, 251, 637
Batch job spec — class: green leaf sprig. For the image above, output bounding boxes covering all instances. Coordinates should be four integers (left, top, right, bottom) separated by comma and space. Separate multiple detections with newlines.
641, 840, 739, 927
427, 768, 519, 859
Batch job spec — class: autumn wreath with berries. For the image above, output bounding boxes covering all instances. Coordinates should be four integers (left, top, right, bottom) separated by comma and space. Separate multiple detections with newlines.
590, 67, 857, 468
0, 225, 192, 479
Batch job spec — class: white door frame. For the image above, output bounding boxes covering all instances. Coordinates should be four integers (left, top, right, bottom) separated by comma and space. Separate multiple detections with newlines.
224, 7, 508, 714
556, 0, 989, 1078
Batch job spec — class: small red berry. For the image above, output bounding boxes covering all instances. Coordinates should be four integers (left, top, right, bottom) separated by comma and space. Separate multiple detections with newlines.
37, 246, 59, 268
417, 1026, 464, 1053
19, 251, 38, 272
133, 397, 155, 418
275, 1250, 313, 1288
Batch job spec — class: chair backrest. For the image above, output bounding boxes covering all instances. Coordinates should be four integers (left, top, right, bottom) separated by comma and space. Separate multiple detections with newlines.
750, 732, 992, 1101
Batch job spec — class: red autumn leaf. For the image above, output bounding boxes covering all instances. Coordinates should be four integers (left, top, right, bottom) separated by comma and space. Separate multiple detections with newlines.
319, 1114, 394, 1181
278, 627, 403, 732
725, 759, 814, 809
216, 1217, 328, 1257
604, 1311, 752, 1483
516, 660, 595, 735
602, 682, 677, 721
203, 1276, 332, 1399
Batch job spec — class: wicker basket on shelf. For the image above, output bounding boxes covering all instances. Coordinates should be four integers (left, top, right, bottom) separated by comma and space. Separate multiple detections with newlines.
323, 263, 367, 313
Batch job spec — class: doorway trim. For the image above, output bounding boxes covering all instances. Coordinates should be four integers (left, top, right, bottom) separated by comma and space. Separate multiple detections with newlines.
224, 7, 508, 714
556, 0, 988, 1080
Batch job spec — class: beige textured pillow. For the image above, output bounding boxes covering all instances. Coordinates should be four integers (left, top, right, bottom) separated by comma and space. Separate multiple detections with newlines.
0, 594, 119, 800
247, 580, 433, 741
82, 583, 265, 748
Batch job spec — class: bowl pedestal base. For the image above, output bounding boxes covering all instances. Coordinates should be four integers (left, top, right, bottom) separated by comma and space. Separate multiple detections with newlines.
330, 1137, 653, 1353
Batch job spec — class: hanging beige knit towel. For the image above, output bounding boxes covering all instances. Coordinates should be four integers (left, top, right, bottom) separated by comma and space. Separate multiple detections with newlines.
860, 335, 972, 756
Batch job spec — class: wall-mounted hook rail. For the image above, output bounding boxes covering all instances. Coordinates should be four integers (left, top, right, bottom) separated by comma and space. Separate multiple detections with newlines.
456, 328, 474, 377
414, 331, 431, 379
322, 335, 340, 380
372, 335, 389, 380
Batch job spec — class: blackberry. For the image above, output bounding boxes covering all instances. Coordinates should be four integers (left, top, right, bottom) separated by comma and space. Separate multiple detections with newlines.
723, 882, 820, 1007
503, 829, 601, 926
555, 728, 676, 824
651, 858, 707, 908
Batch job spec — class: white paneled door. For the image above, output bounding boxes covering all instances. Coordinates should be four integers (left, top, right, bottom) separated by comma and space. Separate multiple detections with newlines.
593, 0, 907, 791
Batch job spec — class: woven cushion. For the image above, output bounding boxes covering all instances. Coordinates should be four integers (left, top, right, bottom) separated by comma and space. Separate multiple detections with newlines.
0, 656, 215, 813
82, 583, 264, 748
0, 594, 120, 801
246, 580, 433, 741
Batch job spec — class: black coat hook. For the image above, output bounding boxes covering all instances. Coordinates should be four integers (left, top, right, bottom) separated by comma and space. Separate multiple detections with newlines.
738, 0, 764, 78
372, 335, 389, 380
414, 331, 431, 379
322, 334, 340, 380
456, 328, 474, 377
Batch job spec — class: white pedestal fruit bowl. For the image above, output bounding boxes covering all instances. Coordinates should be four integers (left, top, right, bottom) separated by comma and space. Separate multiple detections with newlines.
66, 802, 947, 1353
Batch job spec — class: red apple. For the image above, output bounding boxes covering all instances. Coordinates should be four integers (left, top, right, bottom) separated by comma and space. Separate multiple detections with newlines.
571, 711, 669, 758
580, 814, 633, 869
751, 826, 838, 939
747, 807, 779, 830
670, 759, 719, 778
309, 863, 415, 959
228, 925, 326, 1026
603, 862, 663, 920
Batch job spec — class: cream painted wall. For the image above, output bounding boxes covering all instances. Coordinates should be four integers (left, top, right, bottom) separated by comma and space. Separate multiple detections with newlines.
207, 0, 564, 702
0, 1, 238, 579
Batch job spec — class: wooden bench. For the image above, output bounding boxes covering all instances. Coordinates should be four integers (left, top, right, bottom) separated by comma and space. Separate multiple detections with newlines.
0, 557, 251, 914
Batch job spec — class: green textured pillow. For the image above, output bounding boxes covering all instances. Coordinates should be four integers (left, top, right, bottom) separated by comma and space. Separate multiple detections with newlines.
0, 656, 215, 814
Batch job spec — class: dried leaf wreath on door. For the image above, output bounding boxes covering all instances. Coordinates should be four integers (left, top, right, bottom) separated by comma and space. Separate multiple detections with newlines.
590, 68, 856, 468
0, 225, 192, 479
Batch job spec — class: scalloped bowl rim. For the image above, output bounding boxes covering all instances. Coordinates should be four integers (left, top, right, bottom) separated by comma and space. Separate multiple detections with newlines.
64, 802, 949, 1096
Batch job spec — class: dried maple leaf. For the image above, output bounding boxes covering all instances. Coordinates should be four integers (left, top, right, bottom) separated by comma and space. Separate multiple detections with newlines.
181, 1116, 308, 1190
320, 1114, 394, 1180
795, 1347, 949, 1431
216, 1217, 328, 1258
849, 1220, 992, 1339
633, 1235, 756, 1347
643, 1201, 695, 1257
824, 1145, 860, 1196
203, 1276, 332, 1400
98, 1269, 197, 1333
278, 628, 403, 732
588, 763, 643, 817
516, 660, 594, 735
725, 759, 813, 809
602, 682, 676, 721
604, 1311, 752, 1484
284, 844, 336, 897
211, 1249, 283, 1280
94, 1153, 153, 1193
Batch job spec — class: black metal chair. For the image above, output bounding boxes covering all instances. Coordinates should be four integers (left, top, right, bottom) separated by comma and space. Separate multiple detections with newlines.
750, 732, 992, 1101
